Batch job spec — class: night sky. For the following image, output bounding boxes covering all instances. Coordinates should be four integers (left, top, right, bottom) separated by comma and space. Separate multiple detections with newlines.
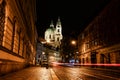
36, 0, 110, 38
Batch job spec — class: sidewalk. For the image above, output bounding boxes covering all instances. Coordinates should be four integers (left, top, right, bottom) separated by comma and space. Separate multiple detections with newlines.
0, 66, 59, 80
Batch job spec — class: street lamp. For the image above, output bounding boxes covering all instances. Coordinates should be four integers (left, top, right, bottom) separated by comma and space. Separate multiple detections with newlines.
71, 40, 77, 63
71, 40, 76, 45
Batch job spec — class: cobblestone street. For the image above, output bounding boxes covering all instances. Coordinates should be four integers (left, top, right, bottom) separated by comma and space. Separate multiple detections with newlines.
1, 66, 120, 80
0, 67, 59, 80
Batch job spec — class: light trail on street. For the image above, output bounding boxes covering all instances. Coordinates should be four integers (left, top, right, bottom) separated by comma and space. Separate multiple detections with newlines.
52, 65, 120, 80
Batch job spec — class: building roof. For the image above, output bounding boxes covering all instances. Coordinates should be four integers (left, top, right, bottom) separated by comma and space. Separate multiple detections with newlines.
45, 27, 55, 34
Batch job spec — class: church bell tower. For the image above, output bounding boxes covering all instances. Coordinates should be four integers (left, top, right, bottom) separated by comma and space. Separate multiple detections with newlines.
55, 17, 63, 47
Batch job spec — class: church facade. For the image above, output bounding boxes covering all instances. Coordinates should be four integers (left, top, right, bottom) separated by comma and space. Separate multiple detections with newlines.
45, 17, 63, 48
44, 17, 63, 63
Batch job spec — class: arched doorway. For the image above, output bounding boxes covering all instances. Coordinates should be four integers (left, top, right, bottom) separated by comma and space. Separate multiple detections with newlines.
91, 52, 97, 68
91, 52, 97, 64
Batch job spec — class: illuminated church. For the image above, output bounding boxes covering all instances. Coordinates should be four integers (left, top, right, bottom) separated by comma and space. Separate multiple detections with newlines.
45, 17, 63, 48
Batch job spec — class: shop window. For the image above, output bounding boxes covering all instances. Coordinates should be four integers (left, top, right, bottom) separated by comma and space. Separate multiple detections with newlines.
100, 54, 104, 63
107, 53, 111, 63
86, 57, 89, 63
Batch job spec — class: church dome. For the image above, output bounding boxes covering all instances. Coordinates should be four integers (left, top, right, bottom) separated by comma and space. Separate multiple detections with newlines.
46, 27, 55, 32
45, 17, 63, 47
45, 27, 55, 34
45, 27, 55, 37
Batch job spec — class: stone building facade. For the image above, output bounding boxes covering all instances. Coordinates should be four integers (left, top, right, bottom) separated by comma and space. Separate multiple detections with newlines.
36, 41, 45, 65
45, 17, 63, 48
0, 0, 37, 75
78, 0, 120, 66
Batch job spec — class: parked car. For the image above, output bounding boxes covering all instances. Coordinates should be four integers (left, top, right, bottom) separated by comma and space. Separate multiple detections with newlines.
41, 60, 49, 68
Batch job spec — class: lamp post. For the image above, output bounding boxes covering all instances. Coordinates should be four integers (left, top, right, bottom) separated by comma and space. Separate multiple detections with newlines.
71, 40, 77, 63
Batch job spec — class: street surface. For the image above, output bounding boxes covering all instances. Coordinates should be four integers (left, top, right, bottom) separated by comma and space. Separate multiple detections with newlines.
0, 67, 53, 80
53, 66, 120, 80
0, 65, 120, 80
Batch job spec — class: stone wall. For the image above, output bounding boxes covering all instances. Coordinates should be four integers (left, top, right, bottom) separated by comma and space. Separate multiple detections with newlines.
0, 0, 37, 76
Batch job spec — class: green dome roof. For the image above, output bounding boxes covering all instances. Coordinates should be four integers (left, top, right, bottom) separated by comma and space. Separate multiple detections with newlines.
46, 27, 55, 32
45, 27, 55, 35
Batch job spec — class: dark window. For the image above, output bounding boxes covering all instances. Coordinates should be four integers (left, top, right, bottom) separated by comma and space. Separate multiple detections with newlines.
39, 55, 40, 58
57, 37, 59, 41
100, 54, 104, 63
49, 35, 51, 39
58, 29, 60, 32
107, 53, 111, 63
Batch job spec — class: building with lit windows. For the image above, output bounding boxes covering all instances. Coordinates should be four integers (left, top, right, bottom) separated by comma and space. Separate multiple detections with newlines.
0, 0, 37, 75
78, 0, 120, 68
